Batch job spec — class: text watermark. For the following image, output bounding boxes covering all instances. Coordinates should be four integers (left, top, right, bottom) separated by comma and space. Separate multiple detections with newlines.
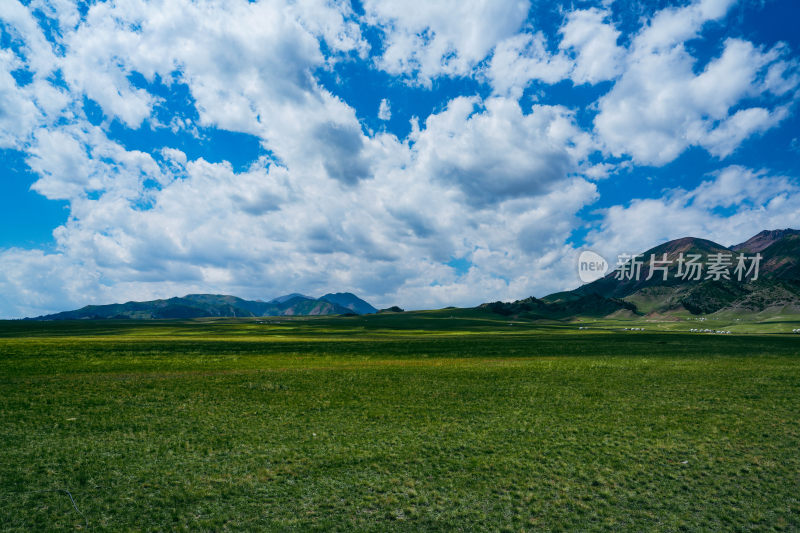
614, 252, 761, 282
578, 251, 762, 283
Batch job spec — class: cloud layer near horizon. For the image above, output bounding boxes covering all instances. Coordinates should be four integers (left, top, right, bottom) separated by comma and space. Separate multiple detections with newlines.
0, 0, 798, 317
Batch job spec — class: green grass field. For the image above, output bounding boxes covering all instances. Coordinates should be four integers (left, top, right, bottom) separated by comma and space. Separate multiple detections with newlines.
1, 314, 799, 531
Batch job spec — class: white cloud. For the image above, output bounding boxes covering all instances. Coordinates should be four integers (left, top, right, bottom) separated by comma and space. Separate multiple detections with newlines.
486, 32, 572, 97
486, 7, 624, 96
26, 123, 163, 201
634, 0, 735, 52
364, 0, 530, 84
21, 0, 378, 192
0, 1, 59, 75
586, 166, 800, 261
0, 1, 73, 146
0, 249, 98, 318
558, 8, 624, 85
0, 49, 41, 148
378, 98, 391, 120
699, 106, 788, 159
285, 0, 366, 58
0, 90, 600, 317
27, 0, 81, 33
595, 2, 798, 165
410, 96, 594, 206
689, 166, 794, 209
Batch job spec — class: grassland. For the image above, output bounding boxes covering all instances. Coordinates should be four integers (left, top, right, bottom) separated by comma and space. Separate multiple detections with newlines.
1, 313, 799, 531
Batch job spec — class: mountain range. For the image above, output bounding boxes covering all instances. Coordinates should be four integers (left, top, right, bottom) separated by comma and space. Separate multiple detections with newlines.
483, 228, 800, 320
32, 292, 377, 320
27, 229, 799, 321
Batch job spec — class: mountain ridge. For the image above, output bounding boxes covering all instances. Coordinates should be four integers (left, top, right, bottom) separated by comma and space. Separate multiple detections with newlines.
320, 292, 379, 314
30, 292, 376, 320
26, 229, 800, 321
732, 228, 800, 253
545, 228, 800, 317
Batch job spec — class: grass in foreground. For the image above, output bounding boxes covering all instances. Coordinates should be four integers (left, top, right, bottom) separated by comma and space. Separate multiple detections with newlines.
1, 317, 799, 531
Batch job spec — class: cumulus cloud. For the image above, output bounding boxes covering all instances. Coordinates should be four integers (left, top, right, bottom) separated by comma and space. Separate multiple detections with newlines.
486, 7, 623, 96
0, 249, 97, 318
410, 96, 593, 206
486, 32, 572, 97
57, 0, 369, 168
364, 0, 530, 84
586, 166, 800, 261
0, 99, 601, 317
0, 2, 72, 146
558, 8, 624, 85
0, 49, 41, 148
378, 98, 391, 120
0, 1, 59, 74
0, 91, 600, 317
595, 2, 799, 164
488, 1, 796, 162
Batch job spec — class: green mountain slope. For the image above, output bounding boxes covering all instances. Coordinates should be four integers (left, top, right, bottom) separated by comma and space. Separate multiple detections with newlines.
543, 229, 800, 317
320, 292, 378, 314
563, 237, 731, 301
479, 294, 638, 320
274, 296, 353, 316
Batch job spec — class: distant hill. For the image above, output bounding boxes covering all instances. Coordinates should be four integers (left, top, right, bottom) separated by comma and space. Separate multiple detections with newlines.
268, 293, 313, 304
378, 306, 405, 313
479, 294, 637, 320
31, 292, 376, 320
540, 228, 800, 317
320, 292, 378, 314
272, 295, 353, 316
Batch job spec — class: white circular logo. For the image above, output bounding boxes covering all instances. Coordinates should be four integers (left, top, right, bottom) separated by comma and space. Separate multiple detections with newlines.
578, 250, 608, 283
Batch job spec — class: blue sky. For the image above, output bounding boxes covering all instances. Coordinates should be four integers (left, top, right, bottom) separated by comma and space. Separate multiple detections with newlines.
0, 0, 798, 317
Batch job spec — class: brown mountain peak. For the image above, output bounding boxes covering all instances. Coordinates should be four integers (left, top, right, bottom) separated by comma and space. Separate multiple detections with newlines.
732, 229, 800, 253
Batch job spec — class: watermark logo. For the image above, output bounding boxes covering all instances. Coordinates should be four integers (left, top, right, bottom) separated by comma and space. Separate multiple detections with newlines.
578, 250, 609, 283
576, 251, 762, 284
613, 252, 761, 282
